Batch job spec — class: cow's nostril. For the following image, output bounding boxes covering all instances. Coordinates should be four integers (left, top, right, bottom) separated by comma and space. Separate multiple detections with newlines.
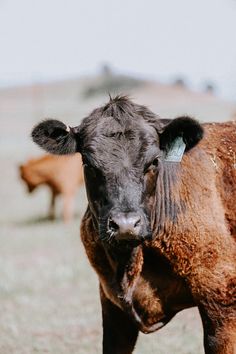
108, 213, 142, 240
108, 218, 119, 232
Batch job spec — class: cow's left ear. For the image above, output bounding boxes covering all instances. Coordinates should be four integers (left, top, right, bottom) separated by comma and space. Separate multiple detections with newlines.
31, 119, 80, 155
159, 116, 204, 162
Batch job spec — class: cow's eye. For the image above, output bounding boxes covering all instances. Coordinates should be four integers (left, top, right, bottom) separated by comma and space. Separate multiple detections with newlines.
151, 157, 159, 167
144, 157, 159, 173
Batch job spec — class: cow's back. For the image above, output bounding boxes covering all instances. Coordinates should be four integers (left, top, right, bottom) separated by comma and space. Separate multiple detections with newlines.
202, 121, 236, 238
44, 153, 83, 193
21, 153, 83, 193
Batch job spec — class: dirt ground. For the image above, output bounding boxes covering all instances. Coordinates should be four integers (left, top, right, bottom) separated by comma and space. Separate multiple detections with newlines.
1, 78, 235, 353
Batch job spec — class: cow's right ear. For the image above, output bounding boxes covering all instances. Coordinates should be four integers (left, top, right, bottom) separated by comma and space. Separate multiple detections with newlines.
31, 119, 80, 155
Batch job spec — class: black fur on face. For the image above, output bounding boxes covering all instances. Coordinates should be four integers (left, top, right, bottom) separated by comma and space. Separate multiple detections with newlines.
79, 97, 162, 243
31, 96, 204, 244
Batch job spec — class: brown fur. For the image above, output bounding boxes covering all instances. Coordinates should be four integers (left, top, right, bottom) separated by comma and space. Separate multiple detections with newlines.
19, 153, 84, 222
81, 122, 236, 353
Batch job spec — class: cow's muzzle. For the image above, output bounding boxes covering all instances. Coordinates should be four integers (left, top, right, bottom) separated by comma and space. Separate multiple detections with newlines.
107, 211, 142, 241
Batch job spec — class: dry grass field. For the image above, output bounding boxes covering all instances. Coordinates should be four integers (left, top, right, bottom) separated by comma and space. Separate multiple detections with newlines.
0, 75, 235, 353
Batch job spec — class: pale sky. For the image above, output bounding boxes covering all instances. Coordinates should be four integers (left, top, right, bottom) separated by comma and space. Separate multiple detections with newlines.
0, 0, 236, 100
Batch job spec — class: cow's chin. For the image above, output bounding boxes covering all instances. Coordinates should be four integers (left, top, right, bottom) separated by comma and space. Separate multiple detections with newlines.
101, 237, 143, 249
115, 238, 143, 247
99, 231, 152, 249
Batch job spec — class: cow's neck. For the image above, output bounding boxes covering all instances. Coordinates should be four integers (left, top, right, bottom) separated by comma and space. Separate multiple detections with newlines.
103, 242, 143, 294
152, 161, 183, 237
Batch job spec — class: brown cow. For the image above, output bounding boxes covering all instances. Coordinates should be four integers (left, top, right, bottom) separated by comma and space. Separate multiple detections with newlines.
19, 153, 83, 222
31, 97, 236, 353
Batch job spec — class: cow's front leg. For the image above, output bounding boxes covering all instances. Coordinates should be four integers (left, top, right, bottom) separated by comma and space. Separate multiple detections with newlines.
199, 306, 236, 354
62, 193, 74, 223
100, 286, 139, 354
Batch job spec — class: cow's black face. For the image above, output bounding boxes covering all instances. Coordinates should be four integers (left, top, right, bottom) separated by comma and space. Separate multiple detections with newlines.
81, 117, 161, 243
31, 96, 204, 244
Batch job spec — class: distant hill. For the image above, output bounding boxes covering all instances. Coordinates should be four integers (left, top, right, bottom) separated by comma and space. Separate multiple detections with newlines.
0, 73, 235, 155
82, 73, 145, 98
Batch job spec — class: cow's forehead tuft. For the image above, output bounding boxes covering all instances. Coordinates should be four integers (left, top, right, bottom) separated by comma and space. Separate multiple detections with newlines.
79, 96, 160, 137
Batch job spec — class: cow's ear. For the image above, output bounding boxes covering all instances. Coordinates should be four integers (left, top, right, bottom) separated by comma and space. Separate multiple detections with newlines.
31, 119, 80, 155
159, 116, 204, 162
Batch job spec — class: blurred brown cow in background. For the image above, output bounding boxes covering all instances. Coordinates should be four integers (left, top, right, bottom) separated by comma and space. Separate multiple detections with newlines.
19, 153, 83, 222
